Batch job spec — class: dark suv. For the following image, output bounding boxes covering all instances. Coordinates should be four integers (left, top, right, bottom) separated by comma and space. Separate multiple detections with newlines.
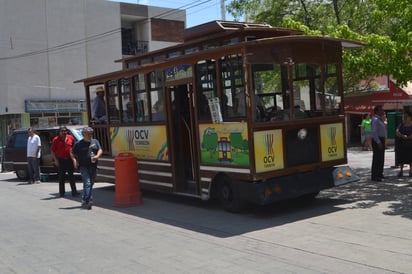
2, 126, 84, 179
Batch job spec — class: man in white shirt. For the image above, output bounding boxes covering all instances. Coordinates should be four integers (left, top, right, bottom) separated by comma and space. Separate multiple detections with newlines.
27, 128, 41, 184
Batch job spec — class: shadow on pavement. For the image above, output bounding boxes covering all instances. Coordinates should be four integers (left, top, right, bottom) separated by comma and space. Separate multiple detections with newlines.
5, 158, 410, 237
79, 163, 412, 237
68, 184, 347, 238
320, 166, 412, 220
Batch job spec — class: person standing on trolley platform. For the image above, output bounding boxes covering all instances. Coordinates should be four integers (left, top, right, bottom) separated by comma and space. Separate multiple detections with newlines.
51, 126, 79, 197
371, 105, 387, 182
71, 127, 103, 210
91, 86, 106, 123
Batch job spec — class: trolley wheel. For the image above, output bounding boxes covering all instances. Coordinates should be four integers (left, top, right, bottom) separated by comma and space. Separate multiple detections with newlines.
299, 191, 320, 201
16, 169, 28, 180
218, 178, 245, 213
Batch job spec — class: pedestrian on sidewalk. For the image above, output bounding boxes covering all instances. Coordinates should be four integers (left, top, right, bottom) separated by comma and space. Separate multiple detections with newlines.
371, 105, 387, 182
51, 126, 79, 197
27, 128, 41, 184
71, 127, 103, 210
395, 111, 412, 177
361, 113, 372, 151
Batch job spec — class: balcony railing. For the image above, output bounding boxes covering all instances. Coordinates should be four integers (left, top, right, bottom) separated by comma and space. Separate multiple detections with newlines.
122, 40, 148, 56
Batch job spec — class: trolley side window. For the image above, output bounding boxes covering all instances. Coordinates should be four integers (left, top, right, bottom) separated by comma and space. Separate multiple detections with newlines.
120, 78, 133, 123
252, 63, 342, 122
196, 59, 217, 121
292, 63, 321, 118
107, 80, 120, 124
220, 54, 246, 119
149, 71, 165, 122
133, 74, 148, 122
324, 64, 341, 114
294, 63, 341, 116
252, 64, 290, 122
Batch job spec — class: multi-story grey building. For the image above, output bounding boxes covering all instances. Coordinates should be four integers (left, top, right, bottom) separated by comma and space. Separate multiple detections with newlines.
0, 0, 185, 146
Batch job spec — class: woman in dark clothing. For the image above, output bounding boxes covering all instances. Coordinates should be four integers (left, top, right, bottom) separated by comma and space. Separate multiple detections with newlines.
395, 111, 412, 177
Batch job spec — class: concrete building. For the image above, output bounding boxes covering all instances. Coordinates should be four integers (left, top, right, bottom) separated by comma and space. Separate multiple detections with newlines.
0, 0, 185, 146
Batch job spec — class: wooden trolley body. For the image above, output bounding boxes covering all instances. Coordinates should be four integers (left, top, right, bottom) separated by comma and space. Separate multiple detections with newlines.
76, 21, 362, 211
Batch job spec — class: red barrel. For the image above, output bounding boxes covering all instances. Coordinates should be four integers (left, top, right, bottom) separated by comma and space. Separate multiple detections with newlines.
114, 152, 142, 207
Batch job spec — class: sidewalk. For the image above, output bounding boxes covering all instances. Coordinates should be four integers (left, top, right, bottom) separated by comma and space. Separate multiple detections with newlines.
346, 142, 411, 175
347, 145, 405, 176
0, 146, 411, 273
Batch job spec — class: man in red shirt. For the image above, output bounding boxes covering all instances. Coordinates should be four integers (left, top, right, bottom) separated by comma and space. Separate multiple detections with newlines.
51, 126, 79, 197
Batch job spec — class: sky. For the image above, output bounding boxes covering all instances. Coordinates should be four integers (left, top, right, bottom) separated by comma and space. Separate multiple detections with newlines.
111, 0, 235, 27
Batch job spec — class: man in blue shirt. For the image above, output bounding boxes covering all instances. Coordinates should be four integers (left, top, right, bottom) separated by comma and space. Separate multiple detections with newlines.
371, 105, 387, 181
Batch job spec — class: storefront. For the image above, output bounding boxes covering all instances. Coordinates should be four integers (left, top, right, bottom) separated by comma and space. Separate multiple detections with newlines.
25, 100, 87, 127
344, 80, 412, 144
0, 100, 87, 148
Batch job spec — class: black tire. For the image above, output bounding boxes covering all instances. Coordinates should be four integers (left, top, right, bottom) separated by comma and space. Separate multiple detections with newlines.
16, 169, 28, 180
299, 191, 320, 201
218, 178, 245, 213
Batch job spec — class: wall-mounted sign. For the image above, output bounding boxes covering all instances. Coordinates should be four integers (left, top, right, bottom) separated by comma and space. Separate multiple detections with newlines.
25, 100, 86, 113
165, 65, 192, 81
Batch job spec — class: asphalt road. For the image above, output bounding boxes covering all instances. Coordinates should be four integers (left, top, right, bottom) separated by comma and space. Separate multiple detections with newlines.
0, 147, 411, 273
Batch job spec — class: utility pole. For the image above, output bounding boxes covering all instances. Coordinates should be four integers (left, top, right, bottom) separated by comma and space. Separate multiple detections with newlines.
221, 0, 226, 20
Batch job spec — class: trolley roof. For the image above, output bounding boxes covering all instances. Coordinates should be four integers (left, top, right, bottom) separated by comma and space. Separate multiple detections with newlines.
75, 21, 364, 85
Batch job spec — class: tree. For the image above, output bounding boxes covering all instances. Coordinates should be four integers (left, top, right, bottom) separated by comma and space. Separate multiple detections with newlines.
202, 127, 218, 158
227, 0, 412, 88
229, 132, 243, 154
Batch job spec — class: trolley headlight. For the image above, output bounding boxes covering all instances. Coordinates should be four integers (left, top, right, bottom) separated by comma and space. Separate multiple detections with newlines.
297, 128, 307, 140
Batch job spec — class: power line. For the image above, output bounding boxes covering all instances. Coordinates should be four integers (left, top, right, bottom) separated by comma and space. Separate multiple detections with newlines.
147, 0, 212, 21
186, 1, 221, 18
0, 28, 121, 61
0, 0, 215, 61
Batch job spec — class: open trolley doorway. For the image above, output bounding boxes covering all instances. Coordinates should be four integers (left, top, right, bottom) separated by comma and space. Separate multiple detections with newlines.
167, 84, 198, 195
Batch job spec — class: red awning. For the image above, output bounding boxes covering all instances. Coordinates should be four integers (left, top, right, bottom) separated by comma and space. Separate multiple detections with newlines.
372, 81, 411, 103
344, 93, 373, 114
344, 80, 412, 114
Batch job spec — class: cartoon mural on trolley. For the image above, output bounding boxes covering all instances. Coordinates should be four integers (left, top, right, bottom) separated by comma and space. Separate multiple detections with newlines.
199, 123, 249, 166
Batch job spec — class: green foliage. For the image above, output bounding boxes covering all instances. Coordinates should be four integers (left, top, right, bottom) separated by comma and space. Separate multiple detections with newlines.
227, 0, 412, 87
200, 150, 250, 165
241, 140, 249, 151
229, 132, 243, 151
202, 128, 218, 158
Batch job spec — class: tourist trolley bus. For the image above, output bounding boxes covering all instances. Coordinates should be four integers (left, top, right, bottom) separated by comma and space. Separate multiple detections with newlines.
76, 21, 362, 212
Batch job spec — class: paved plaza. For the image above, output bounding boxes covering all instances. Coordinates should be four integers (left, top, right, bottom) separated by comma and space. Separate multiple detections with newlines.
0, 146, 411, 273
